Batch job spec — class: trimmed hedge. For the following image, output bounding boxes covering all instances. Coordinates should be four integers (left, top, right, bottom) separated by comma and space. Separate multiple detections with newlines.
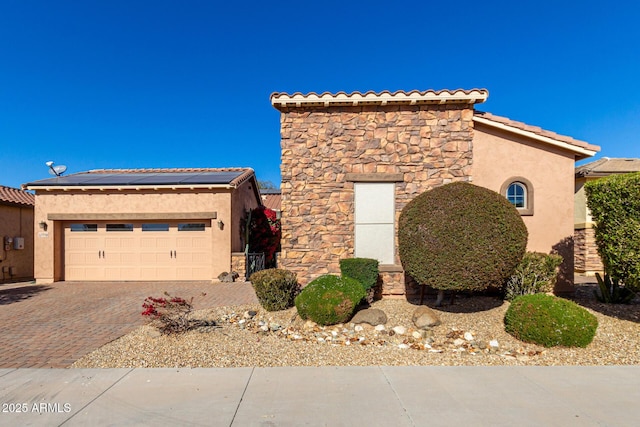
398, 182, 528, 293
585, 172, 640, 291
504, 252, 563, 301
504, 294, 597, 348
294, 275, 366, 326
250, 268, 299, 311
339, 258, 379, 291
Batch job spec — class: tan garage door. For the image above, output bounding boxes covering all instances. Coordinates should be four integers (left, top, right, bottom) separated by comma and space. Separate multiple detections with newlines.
64, 221, 212, 281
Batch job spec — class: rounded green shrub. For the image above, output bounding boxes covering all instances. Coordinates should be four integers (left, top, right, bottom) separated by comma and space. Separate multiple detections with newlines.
339, 258, 379, 291
398, 182, 528, 293
294, 275, 366, 326
504, 294, 598, 348
250, 268, 299, 311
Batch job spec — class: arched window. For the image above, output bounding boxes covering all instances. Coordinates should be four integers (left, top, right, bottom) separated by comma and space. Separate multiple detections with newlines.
500, 177, 533, 215
506, 182, 526, 208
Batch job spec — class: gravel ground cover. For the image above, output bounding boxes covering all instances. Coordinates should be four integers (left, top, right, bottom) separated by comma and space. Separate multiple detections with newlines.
72, 284, 640, 368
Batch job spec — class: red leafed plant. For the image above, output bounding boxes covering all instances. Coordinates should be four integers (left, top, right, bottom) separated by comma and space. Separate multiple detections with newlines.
245, 206, 281, 268
142, 292, 212, 334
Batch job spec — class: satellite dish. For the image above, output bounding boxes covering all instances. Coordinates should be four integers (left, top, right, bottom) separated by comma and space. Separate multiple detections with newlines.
46, 161, 67, 177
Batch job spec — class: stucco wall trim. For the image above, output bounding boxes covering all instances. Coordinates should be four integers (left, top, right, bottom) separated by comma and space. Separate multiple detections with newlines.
345, 173, 404, 182
47, 212, 217, 220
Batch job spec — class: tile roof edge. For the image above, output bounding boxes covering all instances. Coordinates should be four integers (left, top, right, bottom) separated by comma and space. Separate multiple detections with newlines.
0, 185, 35, 206
473, 111, 601, 154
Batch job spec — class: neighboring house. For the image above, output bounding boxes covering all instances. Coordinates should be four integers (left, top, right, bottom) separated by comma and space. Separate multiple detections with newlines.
260, 189, 281, 218
574, 157, 640, 276
24, 168, 261, 283
0, 185, 35, 283
271, 89, 600, 297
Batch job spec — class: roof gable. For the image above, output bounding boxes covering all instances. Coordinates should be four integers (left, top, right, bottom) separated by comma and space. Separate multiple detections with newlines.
0, 185, 35, 207
473, 111, 600, 160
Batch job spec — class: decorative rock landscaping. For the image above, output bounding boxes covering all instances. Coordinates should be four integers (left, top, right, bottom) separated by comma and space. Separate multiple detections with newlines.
72, 285, 640, 368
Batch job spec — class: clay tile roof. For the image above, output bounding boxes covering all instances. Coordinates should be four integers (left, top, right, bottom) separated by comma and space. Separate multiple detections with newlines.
260, 190, 281, 211
271, 89, 489, 110
473, 111, 600, 159
0, 185, 35, 207
575, 157, 640, 177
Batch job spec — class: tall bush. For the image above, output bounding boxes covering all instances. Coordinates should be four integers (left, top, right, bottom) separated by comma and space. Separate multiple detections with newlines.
244, 206, 281, 268
585, 172, 640, 291
398, 182, 528, 304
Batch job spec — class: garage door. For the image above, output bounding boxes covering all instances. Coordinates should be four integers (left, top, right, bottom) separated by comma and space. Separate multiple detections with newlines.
64, 221, 212, 281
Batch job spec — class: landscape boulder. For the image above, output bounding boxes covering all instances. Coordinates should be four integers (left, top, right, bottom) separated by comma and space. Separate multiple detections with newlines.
351, 308, 387, 326
412, 306, 442, 329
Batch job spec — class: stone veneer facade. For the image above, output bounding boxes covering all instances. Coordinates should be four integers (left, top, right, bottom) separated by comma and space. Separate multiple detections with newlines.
277, 103, 476, 296
574, 227, 604, 275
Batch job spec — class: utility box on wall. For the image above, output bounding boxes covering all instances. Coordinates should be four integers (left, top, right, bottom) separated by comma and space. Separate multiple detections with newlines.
13, 237, 25, 250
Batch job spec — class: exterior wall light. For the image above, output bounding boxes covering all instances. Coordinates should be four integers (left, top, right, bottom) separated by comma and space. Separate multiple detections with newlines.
39, 221, 48, 231
218, 220, 224, 230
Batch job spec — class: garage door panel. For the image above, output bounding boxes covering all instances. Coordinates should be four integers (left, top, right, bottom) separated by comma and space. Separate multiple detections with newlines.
65, 221, 212, 281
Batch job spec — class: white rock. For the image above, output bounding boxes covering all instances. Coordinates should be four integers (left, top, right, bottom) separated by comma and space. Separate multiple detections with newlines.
464, 332, 474, 341
260, 325, 269, 332
392, 326, 406, 335
412, 331, 423, 339
398, 344, 410, 349
453, 338, 465, 347
238, 319, 246, 325
354, 325, 364, 332
317, 337, 325, 343
489, 339, 500, 348
375, 324, 386, 331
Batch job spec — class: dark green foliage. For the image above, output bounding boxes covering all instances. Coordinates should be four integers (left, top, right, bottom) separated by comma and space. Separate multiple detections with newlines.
585, 172, 640, 292
339, 258, 379, 290
294, 275, 366, 326
250, 268, 299, 311
504, 252, 563, 301
504, 294, 598, 348
398, 182, 528, 293
594, 272, 636, 304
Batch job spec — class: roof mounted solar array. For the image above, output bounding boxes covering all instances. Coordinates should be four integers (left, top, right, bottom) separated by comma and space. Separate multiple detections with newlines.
26, 171, 247, 187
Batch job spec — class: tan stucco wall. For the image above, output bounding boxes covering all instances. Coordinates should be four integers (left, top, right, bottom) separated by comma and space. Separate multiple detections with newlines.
230, 179, 261, 253
33, 189, 237, 283
473, 123, 577, 291
0, 203, 34, 282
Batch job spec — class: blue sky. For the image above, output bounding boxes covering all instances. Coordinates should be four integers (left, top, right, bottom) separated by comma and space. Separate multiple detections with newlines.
2, 1, 639, 190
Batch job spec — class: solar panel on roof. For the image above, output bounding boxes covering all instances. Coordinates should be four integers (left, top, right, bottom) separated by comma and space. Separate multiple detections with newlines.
26, 170, 248, 187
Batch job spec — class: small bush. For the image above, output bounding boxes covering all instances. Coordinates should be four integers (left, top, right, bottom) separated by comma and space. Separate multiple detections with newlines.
504, 252, 563, 301
250, 268, 299, 311
398, 182, 527, 294
340, 258, 379, 303
504, 294, 597, 348
142, 292, 214, 334
294, 275, 366, 326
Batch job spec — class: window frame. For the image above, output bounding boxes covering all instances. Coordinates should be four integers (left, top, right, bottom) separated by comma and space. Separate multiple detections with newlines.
500, 177, 534, 216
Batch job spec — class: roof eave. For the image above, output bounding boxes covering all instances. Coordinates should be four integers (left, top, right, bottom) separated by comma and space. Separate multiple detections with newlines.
271, 89, 489, 110
473, 116, 599, 160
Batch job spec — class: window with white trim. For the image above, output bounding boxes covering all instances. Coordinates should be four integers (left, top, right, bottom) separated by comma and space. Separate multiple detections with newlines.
354, 182, 395, 264
501, 177, 534, 215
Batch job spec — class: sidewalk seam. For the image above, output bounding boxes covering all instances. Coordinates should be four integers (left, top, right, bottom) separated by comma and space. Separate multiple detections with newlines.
229, 366, 254, 427
58, 368, 135, 426
381, 367, 416, 427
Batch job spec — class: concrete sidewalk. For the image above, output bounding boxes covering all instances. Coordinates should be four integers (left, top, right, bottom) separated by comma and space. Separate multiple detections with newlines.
1, 366, 639, 426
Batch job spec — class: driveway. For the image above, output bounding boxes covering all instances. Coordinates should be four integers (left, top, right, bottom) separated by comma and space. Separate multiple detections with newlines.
0, 281, 258, 368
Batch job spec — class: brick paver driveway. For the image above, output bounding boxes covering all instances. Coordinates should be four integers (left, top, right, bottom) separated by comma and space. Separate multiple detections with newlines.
0, 281, 258, 368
